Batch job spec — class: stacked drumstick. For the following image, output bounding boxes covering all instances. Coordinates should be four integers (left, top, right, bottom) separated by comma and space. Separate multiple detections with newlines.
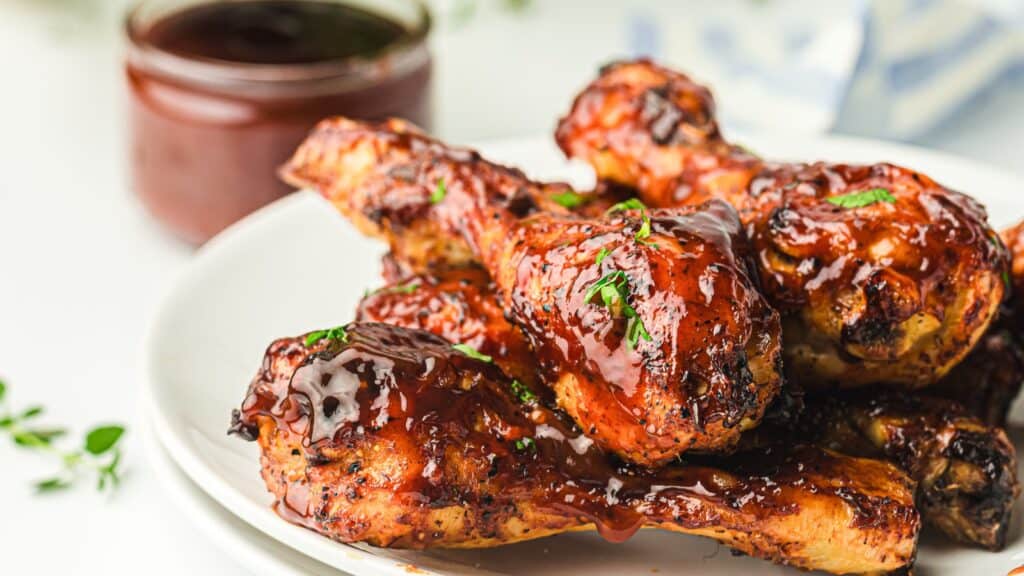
231, 59, 1022, 574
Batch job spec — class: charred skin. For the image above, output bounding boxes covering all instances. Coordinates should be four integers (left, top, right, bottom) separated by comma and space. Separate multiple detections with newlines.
231, 323, 919, 574
283, 118, 784, 466
556, 58, 1009, 389
931, 326, 1024, 427
789, 392, 1019, 550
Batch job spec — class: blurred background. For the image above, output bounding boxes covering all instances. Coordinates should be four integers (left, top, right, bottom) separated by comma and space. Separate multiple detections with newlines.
0, 0, 1022, 573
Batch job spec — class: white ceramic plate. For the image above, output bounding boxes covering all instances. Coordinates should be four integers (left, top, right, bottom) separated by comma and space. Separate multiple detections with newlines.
141, 411, 346, 576
146, 136, 1024, 576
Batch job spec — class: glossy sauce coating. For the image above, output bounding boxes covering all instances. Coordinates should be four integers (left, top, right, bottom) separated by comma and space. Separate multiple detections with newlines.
282, 118, 784, 466
356, 264, 544, 395
231, 322, 918, 573
556, 59, 1009, 388
361, 264, 1022, 552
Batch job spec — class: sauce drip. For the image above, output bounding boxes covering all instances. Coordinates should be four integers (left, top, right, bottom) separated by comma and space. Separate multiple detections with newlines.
145, 1, 409, 65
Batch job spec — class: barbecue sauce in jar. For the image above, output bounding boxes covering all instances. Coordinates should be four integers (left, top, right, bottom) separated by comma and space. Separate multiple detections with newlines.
125, 0, 432, 244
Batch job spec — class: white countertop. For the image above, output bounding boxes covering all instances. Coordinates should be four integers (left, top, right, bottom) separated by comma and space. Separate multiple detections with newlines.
0, 2, 1021, 574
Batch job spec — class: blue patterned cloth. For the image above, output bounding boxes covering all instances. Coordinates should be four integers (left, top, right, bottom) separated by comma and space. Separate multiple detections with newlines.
625, 0, 1023, 138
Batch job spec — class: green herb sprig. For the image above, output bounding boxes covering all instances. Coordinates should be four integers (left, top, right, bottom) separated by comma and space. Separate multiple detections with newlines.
0, 378, 125, 493
452, 344, 493, 363
509, 379, 537, 404
584, 271, 652, 350
550, 190, 589, 209
606, 198, 654, 244
825, 188, 896, 209
514, 437, 536, 452
305, 325, 349, 347
430, 179, 447, 204
369, 281, 420, 297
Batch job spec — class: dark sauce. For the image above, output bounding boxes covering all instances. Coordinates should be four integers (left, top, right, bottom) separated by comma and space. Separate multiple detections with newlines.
125, 0, 431, 244
145, 1, 408, 65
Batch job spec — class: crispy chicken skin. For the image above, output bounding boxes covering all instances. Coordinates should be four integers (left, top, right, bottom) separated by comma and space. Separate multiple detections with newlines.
282, 118, 784, 466
230, 323, 919, 575
931, 221, 1024, 425
1004, 219, 1024, 298
556, 59, 1009, 389
789, 392, 1019, 550
931, 327, 1023, 427
362, 265, 1020, 550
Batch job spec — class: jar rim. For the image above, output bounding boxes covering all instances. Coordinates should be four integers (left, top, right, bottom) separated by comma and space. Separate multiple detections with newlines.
124, 0, 432, 88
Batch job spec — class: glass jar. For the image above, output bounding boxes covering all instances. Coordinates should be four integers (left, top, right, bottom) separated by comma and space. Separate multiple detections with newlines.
125, 0, 432, 244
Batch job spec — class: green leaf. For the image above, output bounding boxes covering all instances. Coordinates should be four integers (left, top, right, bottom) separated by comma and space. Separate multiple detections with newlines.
606, 198, 652, 241
0, 416, 12, 428
13, 432, 45, 448
304, 325, 348, 347
0, 378, 6, 404
825, 188, 896, 209
585, 270, 651, 351
35, 478, 71, 493
430, 179, 447, 204
20, 406, 44, 420
85, 426, 125, 455
509, 379, 538, 404
550, 190, 588, 209
589, 268, 626, 305
304, 329, 328, 347
1004, 270, 1012, 292
28, 428, 66, 443
514, 437, 536, 452
13, 429, 61, 448
595, 248, 611, 265
380, 281, 420, 295
625, 316, 652, 350
452, 344, 493, 363
606, 198, 647, 214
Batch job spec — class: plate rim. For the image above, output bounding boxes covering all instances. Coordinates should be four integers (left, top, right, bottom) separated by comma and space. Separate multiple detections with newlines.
141, 398, 346, 576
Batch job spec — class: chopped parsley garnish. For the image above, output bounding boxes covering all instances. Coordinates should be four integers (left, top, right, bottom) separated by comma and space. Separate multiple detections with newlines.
430, 179, 447, 204
452, 343, 493, 363
550, 190, 588, 209
509, 379, 538, 404
514, 437, 536, 451
584, 271, 652, 350
371, 281, 420, 296
825, 188, 896, 209
606, 198, 652, 242
595, 247, 611, 265
305, 325, 349, 347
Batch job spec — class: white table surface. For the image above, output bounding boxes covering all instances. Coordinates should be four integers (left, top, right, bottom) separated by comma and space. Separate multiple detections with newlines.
1, 2, 1022, 574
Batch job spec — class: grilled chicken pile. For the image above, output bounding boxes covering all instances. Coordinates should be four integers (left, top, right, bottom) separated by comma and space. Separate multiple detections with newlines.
230, 59, 1021, 574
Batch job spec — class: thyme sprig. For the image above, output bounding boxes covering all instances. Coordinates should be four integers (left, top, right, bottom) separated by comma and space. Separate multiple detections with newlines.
0, 378, 125, 493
